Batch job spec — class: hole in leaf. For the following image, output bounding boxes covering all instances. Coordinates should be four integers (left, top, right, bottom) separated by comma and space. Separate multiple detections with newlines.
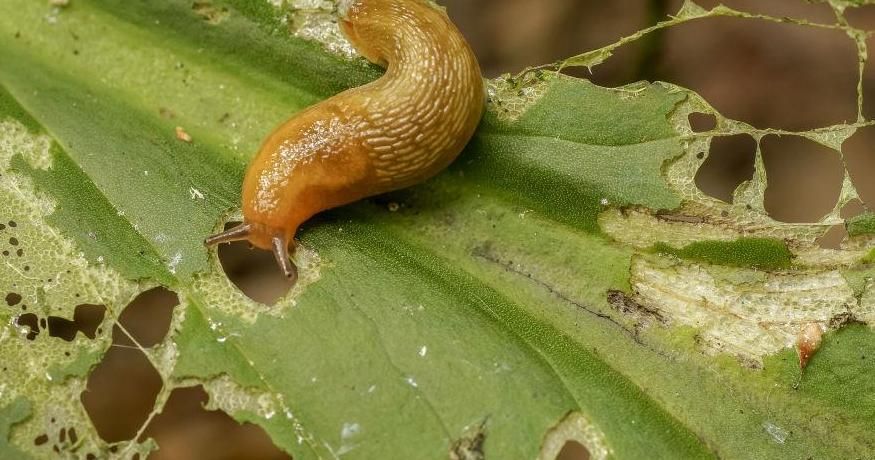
113, 287, 179, 348
762, 135, 844, 223
81, 344, 162, 442
688, 112, 717, 132
15, 313, 39, 340
47, 304, 105, 342
842, 126, 875, 208
690, 0, 835, 23
445, 1, 651, 79
141, 386, 292, 460
655, 15, 857, 130
695, 134, 756, 203
845, 5, 875, 30
817, 225, 847, 250
556, 440, 591, 460
842, 199, 867, 220
216, 222, 295, 305
5, 292, 21, 307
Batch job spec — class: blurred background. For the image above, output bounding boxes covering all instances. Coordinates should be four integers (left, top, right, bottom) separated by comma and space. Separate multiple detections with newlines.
78, 0, 875, 459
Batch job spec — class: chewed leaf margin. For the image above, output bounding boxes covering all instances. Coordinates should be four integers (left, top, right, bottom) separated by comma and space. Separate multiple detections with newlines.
2, 0, 875, 459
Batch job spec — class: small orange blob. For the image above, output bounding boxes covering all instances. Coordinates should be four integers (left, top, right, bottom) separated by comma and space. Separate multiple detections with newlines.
175, 126, 192, 143
206, 0, 485, 281
796, 322, 823, 369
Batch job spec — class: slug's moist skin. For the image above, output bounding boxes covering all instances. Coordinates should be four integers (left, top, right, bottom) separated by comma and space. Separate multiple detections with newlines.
205, 0, 485, 280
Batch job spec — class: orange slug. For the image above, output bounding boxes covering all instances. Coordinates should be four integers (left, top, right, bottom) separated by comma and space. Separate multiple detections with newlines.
205, 0, 485, 280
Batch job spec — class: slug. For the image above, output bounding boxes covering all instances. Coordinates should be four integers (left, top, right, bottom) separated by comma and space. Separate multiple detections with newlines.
205, 0, 484, 281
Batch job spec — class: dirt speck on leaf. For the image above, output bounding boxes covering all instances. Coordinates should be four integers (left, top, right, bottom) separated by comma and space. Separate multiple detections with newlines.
175, 126, 192, 143
449, 420, 486, 460
538, 412, 610, 460
192, 1, 229, 25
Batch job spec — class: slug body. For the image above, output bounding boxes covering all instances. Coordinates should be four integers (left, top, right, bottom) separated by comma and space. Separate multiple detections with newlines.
206, 0, 484, 279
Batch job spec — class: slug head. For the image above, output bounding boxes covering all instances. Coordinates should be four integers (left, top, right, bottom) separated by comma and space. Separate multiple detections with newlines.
204, 223, 298, 282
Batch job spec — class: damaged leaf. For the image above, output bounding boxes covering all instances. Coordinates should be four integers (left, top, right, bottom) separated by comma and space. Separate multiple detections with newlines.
1, 0, 875, 459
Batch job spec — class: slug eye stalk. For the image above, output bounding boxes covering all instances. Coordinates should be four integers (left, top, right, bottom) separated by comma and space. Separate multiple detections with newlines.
271, 236, 298, 282
204, 224, 298, 283
204, 223, 251, 246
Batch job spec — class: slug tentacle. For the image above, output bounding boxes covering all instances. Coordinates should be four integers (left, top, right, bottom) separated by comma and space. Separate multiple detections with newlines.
205, 223, 251, 246
207, 0, 484, 279
272, 236, 297, 281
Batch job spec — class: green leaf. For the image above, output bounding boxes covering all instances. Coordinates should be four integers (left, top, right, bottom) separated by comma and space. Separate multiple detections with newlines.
652, 238, 793, 270
2, 0, 875, 459
848, 212, 875, 237
0, 398, 31, 460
